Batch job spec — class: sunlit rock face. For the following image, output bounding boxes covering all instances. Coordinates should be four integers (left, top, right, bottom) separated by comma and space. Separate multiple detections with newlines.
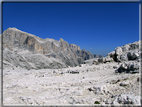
83, 40, 141, 74
2, 27, 94, 68
100, 41, 140, 63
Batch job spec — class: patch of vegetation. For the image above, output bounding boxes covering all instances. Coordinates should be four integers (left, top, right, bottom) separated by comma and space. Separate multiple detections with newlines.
94, 101, 100, 104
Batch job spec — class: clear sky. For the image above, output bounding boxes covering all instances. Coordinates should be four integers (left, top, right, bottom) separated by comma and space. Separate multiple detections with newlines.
3, 2, 139, 56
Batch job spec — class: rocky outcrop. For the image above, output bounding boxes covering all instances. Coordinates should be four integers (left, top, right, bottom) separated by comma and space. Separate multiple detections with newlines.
2, 27, 95, 68
112, 94, 140, 105
84, 40, 141, 74
98, 56, 114, 63
84, 55, 114, 65
108, 41, 141, 62
108, 41, 141, 74
115, 61, 140, 73
94, 54, 103, 58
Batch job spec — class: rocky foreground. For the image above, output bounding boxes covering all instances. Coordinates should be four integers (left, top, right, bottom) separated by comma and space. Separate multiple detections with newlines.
3, 61, 141, 106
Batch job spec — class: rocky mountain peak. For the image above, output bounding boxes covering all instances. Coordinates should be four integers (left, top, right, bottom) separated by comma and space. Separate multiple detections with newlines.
2, 28, 95, 68
8, 27, 19, 31
59, 38, 64, 41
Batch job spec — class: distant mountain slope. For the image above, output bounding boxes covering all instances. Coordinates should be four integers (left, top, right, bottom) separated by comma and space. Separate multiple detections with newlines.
2, 27, 95, 69
3, 48, 67, 70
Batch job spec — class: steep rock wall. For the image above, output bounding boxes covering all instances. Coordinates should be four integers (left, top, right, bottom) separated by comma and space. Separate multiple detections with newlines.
3, 27, 94, 67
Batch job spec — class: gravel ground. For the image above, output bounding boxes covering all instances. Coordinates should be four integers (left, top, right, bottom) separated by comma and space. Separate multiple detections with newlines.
3, 62, 141, 106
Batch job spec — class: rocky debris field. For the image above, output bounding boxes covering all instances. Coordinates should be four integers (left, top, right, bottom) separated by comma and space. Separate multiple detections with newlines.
3, 61, 140, 106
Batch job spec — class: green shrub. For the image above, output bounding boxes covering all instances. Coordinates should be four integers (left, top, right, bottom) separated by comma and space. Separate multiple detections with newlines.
94, 101, 100, 104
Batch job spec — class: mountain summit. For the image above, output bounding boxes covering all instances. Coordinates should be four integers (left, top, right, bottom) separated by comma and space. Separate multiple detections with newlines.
2, 27, 95, 69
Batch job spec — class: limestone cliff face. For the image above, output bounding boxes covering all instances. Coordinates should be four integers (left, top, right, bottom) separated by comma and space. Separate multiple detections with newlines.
3, 27, 94, 67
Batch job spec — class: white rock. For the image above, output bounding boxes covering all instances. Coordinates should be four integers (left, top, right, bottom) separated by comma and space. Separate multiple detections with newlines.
115, 47, 123, 55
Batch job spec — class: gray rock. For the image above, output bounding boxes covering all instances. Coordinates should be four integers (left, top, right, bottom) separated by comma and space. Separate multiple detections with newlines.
121, 44, 130, 52
2, 27, 95, 68
94, 54, 99, 58
127, 51, 139, 60
115, 47, 123, 55
3, 48, 34, 69
112, 94, 140, 105
113, 66, 118, 69
94, 54, 103, 58
69, 70, 79, 74
116, 50, 139, 62
83, 58, 99, 65
119, 81, 129, 86
107, 51, 115, 57
129, 42, 139, 50
108, 41, 140, 62
93, 86, 102, 95
120, 53, 128, 61
3, 47, 66, 70
84, 55, 113, 65
104, 56, 114, 62
116, 61, 140, 73
98, 56, 114, 63
98, 58, 105, 63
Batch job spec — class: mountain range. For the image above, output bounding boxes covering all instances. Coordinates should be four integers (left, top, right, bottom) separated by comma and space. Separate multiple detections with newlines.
1, 27, 101, 69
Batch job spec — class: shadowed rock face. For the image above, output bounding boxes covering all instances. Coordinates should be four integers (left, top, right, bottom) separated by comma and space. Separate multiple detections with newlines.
3, 27, 94, 67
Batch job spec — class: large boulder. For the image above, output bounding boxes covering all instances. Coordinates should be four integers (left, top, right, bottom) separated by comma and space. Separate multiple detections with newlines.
98, 58, 105, 63
119, 53, 128, 61
115, 47, 123, 55
116, 51, 140, 62
105, 56, 114, 62
127, 51, 139, 60
129, 41, 139, 50
98, 56, 114, 63
83, 58, 99, 65
112, 94, 140, 106
107, 41, 141, 62
121, 44, 130, 52
107, 51, 115, 58
115, 61, 140, 73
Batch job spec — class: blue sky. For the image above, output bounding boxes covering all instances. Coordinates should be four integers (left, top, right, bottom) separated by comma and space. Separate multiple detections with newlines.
3, 3, 139, 56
